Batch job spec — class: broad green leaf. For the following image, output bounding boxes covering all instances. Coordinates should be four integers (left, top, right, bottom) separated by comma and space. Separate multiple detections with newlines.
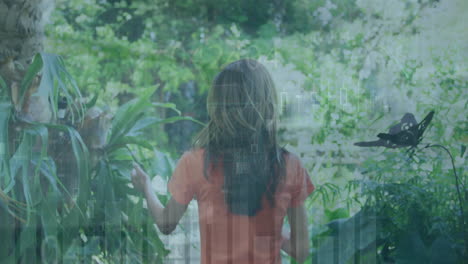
325, 207, 350, 222
153, 115, 205, 126
0, 76, 8, 100
33, 157, 59, 193
152, 102, 181, 116
127, 117, 161, 137
314, 210, 378, 263
19, 215, 37, 255
108, 86, 155, 145
8, 131, 35, 221
0, 75, 7, 89
27, 125, 49, 191
40, 191, 59, 238
32, 121, 90, 218
152, 149, 175, 179
66, 126, 89, 217
85, 92, 99, 109
126, 115, 203, 140
19, 54, 43, 107
30, 53, 85, 122
0, 102, 12, 188
108, 136, 153, 153
0, 195, 8, 212
40, 234, 61, 263
107, 147, 134, 162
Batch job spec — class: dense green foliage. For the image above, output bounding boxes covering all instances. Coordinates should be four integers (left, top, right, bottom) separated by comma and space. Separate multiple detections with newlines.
1, 0, 466, 263
0, 53, 203, 262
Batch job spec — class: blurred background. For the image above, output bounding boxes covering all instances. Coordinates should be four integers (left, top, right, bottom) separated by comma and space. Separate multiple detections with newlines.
0, 0, 466, 263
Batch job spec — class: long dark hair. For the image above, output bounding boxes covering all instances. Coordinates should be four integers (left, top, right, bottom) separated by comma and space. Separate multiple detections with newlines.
192, 59, 287, 216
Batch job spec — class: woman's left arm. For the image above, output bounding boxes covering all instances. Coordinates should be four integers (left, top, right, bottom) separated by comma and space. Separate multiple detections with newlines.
132, 164, 188, 235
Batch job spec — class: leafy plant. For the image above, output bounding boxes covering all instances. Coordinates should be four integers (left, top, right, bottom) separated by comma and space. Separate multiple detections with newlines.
0, 54, 204, 263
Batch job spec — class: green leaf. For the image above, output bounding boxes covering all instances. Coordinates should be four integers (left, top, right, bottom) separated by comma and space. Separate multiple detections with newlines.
127, 117, 161, 137
19, 216, 37, 255
33, 157, 59, 193
126, 115, 204, 138
0, 102, 12, 188
19, 54, 43, 108
40, 191, 59, 238
325, 207, 349, 222
152, 102, 181, 116
32, 121, 90, 218
154, 115, 205, 126
85, 92, 99, 109
108, 87, 155, 145
8, 131, 34, 220
66, 126, 89, 215
108, 136, 154, 152
314, 210, 378, 264
41, 234, 61, 263
0, 195, 8, 212
0, 75, 8, 92
34, 53, 85, 122
152, 149, 175, 179
28, 125, 49, 188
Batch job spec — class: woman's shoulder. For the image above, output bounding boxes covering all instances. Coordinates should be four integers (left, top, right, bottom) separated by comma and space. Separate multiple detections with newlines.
280, 148, 301, 165
178, 147, 205, 165
183, 147, 205, 158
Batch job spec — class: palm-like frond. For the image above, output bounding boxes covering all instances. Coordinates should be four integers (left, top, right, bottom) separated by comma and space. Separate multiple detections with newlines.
1, 52, 206, 262
18, 53, 85, 123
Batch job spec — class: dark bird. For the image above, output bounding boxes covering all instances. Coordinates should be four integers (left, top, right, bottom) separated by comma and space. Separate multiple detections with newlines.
354, 111, 435, 149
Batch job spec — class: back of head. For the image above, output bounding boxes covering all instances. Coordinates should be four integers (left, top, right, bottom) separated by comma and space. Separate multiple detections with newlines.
193, 59, 287, 216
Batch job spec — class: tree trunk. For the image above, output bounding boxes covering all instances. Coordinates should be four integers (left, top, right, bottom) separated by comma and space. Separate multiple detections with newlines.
0, 0, 54, 82
0, 0, 55, 124
0, 1, 55, 262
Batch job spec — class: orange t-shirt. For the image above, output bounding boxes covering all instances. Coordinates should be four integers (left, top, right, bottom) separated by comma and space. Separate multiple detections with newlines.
168, 148, 315, 264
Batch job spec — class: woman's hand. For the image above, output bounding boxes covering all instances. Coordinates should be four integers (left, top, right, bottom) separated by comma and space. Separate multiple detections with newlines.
131, 162, 151, 194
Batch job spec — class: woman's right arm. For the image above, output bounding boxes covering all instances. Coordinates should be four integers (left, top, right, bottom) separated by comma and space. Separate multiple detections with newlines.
282, 205, 310, 263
